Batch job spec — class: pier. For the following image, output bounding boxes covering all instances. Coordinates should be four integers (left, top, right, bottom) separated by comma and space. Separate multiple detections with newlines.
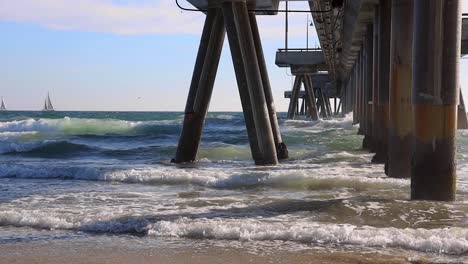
175, 0, 466, 201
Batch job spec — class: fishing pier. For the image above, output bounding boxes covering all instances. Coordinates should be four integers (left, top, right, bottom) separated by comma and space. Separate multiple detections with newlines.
174, 0, 467, 201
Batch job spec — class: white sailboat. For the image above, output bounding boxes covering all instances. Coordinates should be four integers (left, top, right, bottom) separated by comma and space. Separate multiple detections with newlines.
42, 92, 54, 111
0, 97, 6, 111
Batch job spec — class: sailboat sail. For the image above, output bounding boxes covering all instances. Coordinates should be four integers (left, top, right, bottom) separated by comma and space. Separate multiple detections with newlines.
0, 97, 6, 111
43, 93, 54, 111
46, 94, 54, 110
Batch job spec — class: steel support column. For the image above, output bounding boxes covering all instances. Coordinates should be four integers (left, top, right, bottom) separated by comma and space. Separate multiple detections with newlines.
372, 6, 380, 153
372, 0, 391, 166
363, 25, 374, 150
223, 1, 278, 165
287, 75, 302, 119
174, 8, 225, 163
411, 0, 461, 201
388, 0, 413, 178
303, 75, 320, 120
249, 12, 288, 160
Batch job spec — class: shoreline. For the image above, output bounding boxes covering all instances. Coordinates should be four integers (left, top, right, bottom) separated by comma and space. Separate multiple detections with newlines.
0, 239, 417, 264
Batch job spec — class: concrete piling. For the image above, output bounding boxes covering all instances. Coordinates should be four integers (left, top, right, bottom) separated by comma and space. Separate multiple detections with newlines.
174, 8, 225, 163
249, 12, 288, 160
372, 6, 380, 154
223, 5, 263, 163
387, 0, 413, 179
303, 75, 319, 120
287, 75, 302, 119
372, 0, 391, 166
223, 1, 278, 165
176, 1, 286, 166
411, 0, 461, 201
362, 25, 374, 150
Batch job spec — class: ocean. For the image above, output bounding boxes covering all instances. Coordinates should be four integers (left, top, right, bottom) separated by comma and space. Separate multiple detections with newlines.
0, 111, 467, 263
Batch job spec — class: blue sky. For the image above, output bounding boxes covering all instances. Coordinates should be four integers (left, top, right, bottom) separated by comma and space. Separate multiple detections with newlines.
0, 0, 467, 111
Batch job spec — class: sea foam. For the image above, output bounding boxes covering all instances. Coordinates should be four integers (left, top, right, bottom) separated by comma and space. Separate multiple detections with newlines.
0, 208, 466, 255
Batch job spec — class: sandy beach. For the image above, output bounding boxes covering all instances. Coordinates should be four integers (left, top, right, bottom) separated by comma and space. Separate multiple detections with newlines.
0, 238, 419, 264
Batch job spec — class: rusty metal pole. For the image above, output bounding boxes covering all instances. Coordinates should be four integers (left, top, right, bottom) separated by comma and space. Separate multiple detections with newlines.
361, 45, 368, 141
363, 24, 374, 150
249, 12, 288, 160
411, 0, 461, 201
174, 8, 225, 163
371, 6, 380, 153
223, 1, 278, 165
388, 0, 413, 178
359, 52, 364, 128
372, 0, 391, 166
353, 64, 358, 124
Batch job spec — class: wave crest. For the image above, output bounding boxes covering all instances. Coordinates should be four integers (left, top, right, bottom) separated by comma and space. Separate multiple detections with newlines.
0, 117, 180, 136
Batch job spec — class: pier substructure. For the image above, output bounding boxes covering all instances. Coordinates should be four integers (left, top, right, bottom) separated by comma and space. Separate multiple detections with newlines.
387, 0, 413, 179
249, 12, 288, 160
286, 74, 319, 120
372, 6, 380, 154
362, 25, 374, 150
174, 8, 225, 164
175, 2, 288, 165
411, 0, 461, 201
372, 0, 391, 165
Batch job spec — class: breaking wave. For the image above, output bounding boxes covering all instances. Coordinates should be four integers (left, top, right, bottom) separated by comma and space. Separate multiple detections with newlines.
0, 210, 466, 255
0, 163, 408, 190
0, 117, 180, 136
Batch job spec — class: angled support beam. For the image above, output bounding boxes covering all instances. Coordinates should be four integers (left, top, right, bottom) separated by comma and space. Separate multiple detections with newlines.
249, 12, 288, 160
174, 8, 225, 163
287, 75, 302, 119
223, 1, 278, 165
303, 75, 320, 120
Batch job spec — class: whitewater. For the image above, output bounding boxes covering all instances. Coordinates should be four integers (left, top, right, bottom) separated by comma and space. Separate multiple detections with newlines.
0, 111, 467, 263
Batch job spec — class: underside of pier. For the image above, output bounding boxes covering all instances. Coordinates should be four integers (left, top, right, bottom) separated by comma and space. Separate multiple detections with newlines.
309, 0, 466, 201
175, 0, 466, 201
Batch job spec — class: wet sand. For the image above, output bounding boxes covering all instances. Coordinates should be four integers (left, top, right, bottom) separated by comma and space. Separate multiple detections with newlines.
0, 238, 431, 264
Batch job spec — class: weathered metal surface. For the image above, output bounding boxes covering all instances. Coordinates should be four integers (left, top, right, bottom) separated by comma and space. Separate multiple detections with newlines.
249, 12, 288, 160
303, 75, 320, 120
388, 0, 413, 179
362, 24, 373, 150
175, 8, 225, 163
186, 0, 279, 15
284, 73, 331, 96
275, 50, 326, 67
372, 0, 391, 165
287, 75, 303, 119
411, 0, 460, 201
290, 65, 328, 75
223, 1, 278, 165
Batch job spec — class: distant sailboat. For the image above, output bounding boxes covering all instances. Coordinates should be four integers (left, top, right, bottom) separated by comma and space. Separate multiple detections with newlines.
0, 97, 6, 111
42, 92, 54, 111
